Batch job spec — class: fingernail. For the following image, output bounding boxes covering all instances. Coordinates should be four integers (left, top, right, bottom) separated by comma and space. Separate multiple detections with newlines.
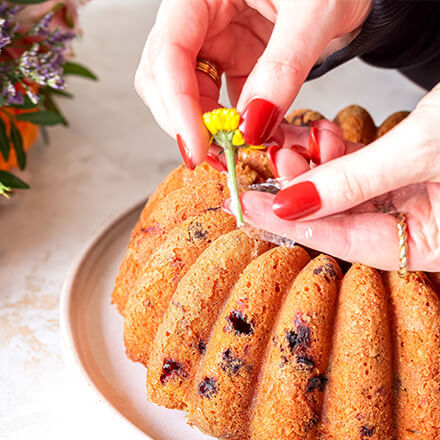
177, 134, 195, 170
309, 126, 321, 164
206, 151, 227, 173
266, 145, 282, 178
290, 144, 312, 161
272, 181, 321, 220
222, 195, 247, 215
240, 98, 280, 145
221, 198, 232, 214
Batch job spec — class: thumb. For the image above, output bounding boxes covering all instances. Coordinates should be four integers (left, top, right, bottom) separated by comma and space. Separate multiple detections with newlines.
272, 112, 437, 221
237, 0, 361, 145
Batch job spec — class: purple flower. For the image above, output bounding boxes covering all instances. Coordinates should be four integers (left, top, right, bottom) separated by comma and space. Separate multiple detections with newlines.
7, 90, 24, 105
46, 29, 75, 45
18, 43, 67, 92
1, 81, 24, 106
30, 11, 54, 36
0, 3, 21, 18
0, 19, 11, 51
0, 2, 22, 53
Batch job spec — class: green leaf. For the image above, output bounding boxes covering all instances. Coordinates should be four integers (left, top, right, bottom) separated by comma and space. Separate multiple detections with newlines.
8, 0, 49, 4
63, 62, 98, 81
15, 111, 65, 126
44, 88, 74, 99
0, 170, 30, 189
41, 92, 68, 127
10, 120, 26, 170
0, 118, 10, 162
0, 96, 5, 107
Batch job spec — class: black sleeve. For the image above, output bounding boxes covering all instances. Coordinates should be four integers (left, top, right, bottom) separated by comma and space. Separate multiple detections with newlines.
307, 1, 440, 91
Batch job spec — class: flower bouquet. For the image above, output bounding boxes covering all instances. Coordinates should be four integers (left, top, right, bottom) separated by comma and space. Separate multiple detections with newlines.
0, 0, 96, 198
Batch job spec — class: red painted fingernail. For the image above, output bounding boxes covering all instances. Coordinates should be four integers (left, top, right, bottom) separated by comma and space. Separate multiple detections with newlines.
309, 126, 321, 164
239, 98, 280, 145
206, 151, 227, 173
176, 134, 195, 170
266, 145, 282, 178
289, 144, 312, 161
272, 181, 321, 220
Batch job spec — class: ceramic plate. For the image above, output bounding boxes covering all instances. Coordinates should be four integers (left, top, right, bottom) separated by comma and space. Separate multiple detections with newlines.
60, 198, 215, 440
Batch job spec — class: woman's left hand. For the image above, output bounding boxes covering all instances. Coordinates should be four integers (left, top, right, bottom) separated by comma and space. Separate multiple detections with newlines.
224, 83, 440, 271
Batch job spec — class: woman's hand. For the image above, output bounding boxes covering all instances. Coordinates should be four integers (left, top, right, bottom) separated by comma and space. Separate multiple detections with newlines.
135, 0, 372, 167
227, 84, 440, 271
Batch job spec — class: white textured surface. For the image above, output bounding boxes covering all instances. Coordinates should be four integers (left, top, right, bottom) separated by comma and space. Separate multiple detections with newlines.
0, 0, 424, 438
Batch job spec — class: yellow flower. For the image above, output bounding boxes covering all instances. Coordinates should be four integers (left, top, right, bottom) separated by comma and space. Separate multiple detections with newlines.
203, 108, 241, 135
244, 144, 266, 151
232, 129, 245, 146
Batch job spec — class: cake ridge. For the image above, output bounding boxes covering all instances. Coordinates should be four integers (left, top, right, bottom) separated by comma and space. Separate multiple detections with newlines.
146, 230, 271, 410
112, 174, 229, 314
321, 264, 394, 439
123, 208, 236, 365
384, 271, 440, 438
250, 254, 341, 440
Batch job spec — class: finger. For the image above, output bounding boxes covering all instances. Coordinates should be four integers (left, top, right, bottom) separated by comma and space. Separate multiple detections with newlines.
227, 191, 432, 271
226, 74, 248, 107
236, 1, 336, 144
272, 113, 436, 221
197, 69, 221, 112
272, 121, 362, 157
134, 66, 174, 138
141, 0, 212, 165
267, 145, 310, 181
205, 143, 227, 172
282, 123, 346, 164
266, 124, 346, 181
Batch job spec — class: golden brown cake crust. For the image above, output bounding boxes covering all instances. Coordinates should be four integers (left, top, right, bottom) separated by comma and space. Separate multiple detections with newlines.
112, 163, 224, 313
250, 255, 341, 440
112, 160, 260, 315
384, 271, 440, 439
112, 176, 228, 314
146, 230, 271, 410
188, 246, 310, 440
321, 264, 394, 440
376, 111, 410, 138
123, 209, 236, 365
333, 105, 377, 144
286, 108, 325, 126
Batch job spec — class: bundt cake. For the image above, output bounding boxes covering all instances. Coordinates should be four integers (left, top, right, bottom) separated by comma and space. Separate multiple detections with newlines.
112, 105, 440, 440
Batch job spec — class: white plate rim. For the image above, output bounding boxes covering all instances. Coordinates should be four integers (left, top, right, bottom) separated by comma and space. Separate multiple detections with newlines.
59, 196, 148, 439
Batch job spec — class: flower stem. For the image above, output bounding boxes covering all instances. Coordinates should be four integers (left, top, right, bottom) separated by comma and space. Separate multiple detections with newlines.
223, 142, 244, 227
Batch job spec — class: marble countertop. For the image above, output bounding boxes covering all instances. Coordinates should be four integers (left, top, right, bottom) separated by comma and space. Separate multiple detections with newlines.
0, 1, 425, 438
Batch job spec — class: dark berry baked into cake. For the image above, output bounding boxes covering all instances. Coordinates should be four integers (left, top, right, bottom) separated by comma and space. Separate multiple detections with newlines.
113, 106, 440, 440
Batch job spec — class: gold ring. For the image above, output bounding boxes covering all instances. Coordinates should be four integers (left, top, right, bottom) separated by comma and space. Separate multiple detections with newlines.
395, 213, 409, 277
196, 58, 222, 88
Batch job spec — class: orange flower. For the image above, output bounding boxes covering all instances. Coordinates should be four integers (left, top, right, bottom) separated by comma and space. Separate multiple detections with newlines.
0, 107, 39, 171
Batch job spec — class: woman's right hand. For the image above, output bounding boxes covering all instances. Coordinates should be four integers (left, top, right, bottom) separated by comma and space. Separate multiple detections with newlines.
135, 0, 372, 168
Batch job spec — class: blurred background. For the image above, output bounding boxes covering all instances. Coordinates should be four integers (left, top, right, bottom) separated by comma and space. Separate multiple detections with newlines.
0, 0, 425, 438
